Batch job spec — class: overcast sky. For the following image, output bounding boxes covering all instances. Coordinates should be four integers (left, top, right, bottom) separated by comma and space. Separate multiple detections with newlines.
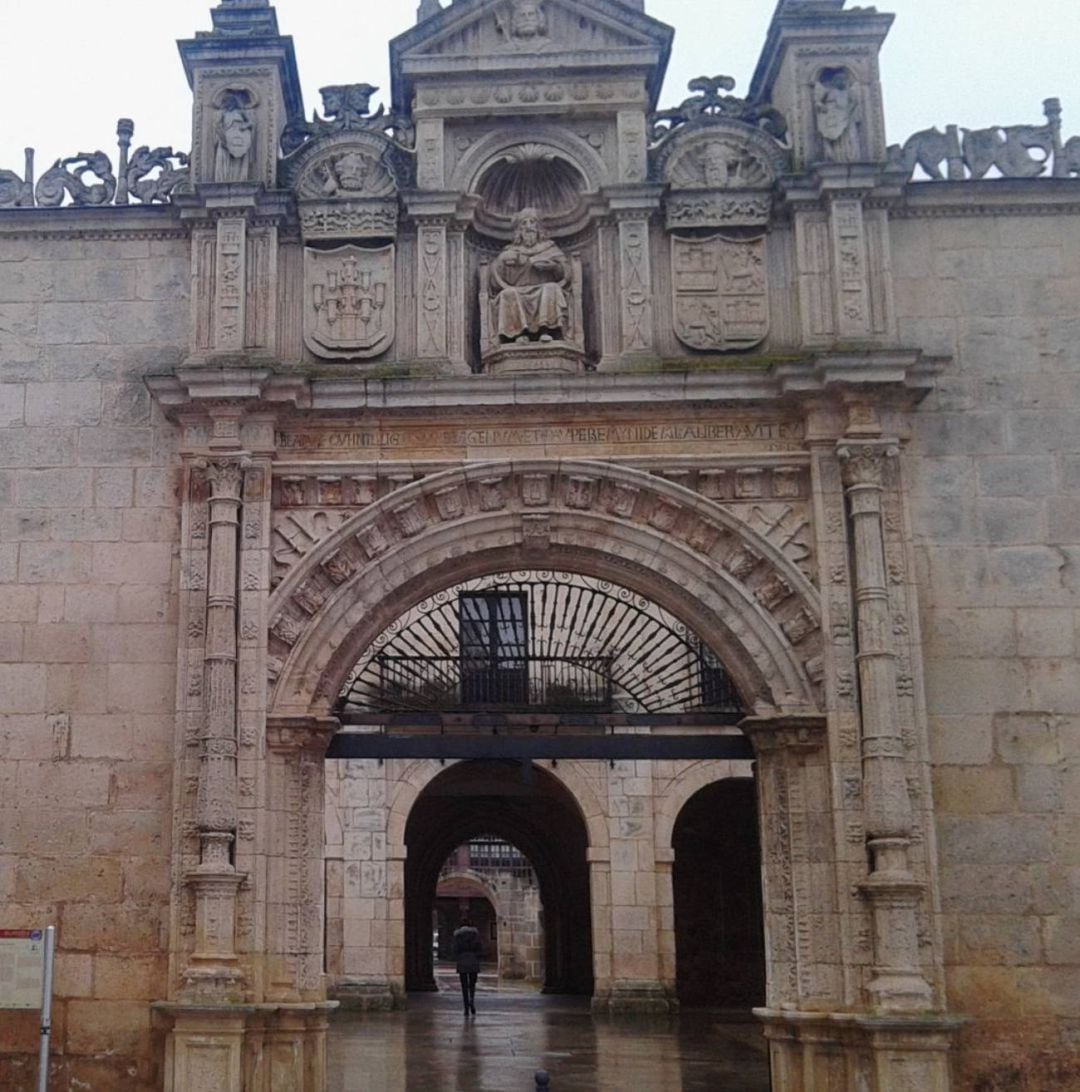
0, 0, 1076, 181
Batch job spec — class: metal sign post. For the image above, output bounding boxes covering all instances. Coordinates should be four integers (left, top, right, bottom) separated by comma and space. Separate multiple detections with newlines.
0, 926, 54, 1092
37, 925, 56, 1092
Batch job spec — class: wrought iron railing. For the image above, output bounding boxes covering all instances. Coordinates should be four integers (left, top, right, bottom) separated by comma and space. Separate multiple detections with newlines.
369, 654, 614, 712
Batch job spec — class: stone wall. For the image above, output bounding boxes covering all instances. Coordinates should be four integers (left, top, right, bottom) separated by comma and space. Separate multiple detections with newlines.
0, 219, 187, 1090
895, 198, 1080, 1088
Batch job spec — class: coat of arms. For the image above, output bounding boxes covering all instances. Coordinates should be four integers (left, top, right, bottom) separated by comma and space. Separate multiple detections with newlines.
304, 244, 395, 359
671, 234, 769, 352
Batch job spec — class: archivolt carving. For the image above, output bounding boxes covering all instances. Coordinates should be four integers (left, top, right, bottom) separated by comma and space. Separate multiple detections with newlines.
266, 461, 823, 718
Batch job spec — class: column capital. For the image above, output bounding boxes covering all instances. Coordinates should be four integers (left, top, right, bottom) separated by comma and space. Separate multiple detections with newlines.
740, 713, 827, 756
266, 715, 340, 755
836, 439, 899, 489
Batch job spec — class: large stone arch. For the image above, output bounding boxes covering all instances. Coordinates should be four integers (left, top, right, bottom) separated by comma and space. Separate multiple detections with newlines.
266, 459, 823, 720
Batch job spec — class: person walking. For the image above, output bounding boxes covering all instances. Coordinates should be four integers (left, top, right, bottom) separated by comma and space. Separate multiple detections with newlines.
452, 914, 482, 1016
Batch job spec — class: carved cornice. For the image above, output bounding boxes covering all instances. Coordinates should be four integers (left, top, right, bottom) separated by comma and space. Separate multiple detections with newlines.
146, 350, 941, 419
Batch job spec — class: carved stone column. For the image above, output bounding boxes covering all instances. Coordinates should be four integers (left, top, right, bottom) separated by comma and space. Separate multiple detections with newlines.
837, 439, 933, 1013
185, 457, 248, 998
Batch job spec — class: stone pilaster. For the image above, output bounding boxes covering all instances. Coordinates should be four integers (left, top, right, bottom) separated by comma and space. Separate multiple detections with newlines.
184, 455, 248, 999
743, 714, 842, 1009
837, 439, 933, 1014
264, 716, 338, 1002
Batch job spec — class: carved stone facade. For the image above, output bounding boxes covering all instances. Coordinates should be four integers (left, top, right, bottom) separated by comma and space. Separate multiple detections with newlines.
1, 2, 1080, 1091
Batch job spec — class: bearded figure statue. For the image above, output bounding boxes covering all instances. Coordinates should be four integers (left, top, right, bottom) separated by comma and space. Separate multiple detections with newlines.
490, 208, 570, 342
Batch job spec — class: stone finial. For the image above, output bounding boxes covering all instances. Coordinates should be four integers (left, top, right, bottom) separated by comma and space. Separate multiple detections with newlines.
210, 0, 279, 36
417, 0, 442, 22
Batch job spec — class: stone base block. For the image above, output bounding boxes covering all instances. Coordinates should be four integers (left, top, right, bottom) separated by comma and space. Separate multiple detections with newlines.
592, 980, 677, 1015
483, 342, 586, 375
155, 1000, 338, 1092
329, 977, 404, 1011
756, 1008, 967, 1092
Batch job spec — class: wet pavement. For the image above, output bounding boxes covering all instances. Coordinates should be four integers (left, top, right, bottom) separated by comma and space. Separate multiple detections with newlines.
328, 976, 771, 1092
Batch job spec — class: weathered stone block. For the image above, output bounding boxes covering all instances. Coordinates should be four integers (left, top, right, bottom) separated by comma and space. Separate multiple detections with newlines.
938, 816, 1052, 865
0, 384, 24, 427
933, 767, 1014, 815
994, 712, 1065, 765
17, 543, 92, 584
66, 999, 151, 1055
25, 382, 102, 428
1016, 607, 1075, 658
77, 427, 154, 467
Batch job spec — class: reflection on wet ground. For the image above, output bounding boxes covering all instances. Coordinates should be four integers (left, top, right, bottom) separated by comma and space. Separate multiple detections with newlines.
328, 978, 771, 1092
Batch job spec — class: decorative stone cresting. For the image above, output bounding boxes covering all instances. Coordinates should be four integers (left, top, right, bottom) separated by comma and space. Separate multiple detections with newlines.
0, 118, 189, 208
888, 97, 1080, 181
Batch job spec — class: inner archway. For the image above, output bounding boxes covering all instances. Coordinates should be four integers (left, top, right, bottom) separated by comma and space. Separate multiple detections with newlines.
672, 779, 766, 1009
404, 760, 593, 995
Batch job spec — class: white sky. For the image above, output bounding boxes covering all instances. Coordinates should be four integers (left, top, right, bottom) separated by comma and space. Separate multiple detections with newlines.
0, 0, 1076, 180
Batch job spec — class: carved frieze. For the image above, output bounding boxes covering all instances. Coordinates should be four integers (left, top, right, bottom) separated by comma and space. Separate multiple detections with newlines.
304, 244, 395, 360
671, 234, 769, 352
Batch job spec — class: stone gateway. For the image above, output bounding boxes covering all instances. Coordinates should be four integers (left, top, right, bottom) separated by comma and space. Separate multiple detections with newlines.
0, 1, 1079, 1090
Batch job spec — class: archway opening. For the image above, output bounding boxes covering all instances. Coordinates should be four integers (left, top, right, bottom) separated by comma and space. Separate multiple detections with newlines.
435, 836, 544, 984
672, 778, 766, 1010
405, 760, 592, 996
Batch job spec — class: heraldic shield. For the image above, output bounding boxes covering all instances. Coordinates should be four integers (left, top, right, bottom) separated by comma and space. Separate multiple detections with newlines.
671, 234, 769, 352
304, 244, 395, 360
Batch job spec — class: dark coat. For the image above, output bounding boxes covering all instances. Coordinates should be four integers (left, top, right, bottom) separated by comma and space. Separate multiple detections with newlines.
452, 924, 482, 974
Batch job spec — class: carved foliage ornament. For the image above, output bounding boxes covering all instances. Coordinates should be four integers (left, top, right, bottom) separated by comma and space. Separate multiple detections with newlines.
304, 244, 396, 360
672, 233, 769, 352
0, 118, 189, 210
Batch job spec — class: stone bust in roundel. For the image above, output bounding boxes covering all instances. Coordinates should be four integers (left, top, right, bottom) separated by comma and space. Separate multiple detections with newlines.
503, 0, 548, 40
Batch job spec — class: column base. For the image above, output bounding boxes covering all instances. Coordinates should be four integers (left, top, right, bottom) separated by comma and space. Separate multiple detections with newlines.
154, 1000, 338, 1092
592, 981, 677, 1015
329, 977, 405, 1011
755, 1008, 968, 1092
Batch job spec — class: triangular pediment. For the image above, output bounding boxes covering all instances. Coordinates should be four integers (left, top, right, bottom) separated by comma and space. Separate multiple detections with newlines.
391, 0, 673, 110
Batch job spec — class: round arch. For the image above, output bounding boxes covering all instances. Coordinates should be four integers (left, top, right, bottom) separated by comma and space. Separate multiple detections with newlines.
267, 459, 823, 721
654, 757, 757, 851
386, 756, 610, 854
403, 760, 593, 995
671, 777, 766, 1009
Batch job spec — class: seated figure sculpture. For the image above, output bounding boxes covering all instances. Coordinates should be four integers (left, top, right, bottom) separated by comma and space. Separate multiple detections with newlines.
491, 208, 569, 343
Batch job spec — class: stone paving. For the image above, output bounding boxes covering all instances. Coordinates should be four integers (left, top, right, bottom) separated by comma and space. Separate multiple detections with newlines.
327, 980, 771, 1092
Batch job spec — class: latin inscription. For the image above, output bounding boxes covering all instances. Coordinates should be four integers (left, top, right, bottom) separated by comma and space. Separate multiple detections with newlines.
275, 418, 805, 457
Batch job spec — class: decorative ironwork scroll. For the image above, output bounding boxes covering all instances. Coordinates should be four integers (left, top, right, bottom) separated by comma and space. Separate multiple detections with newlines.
337, 570, 744, 716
